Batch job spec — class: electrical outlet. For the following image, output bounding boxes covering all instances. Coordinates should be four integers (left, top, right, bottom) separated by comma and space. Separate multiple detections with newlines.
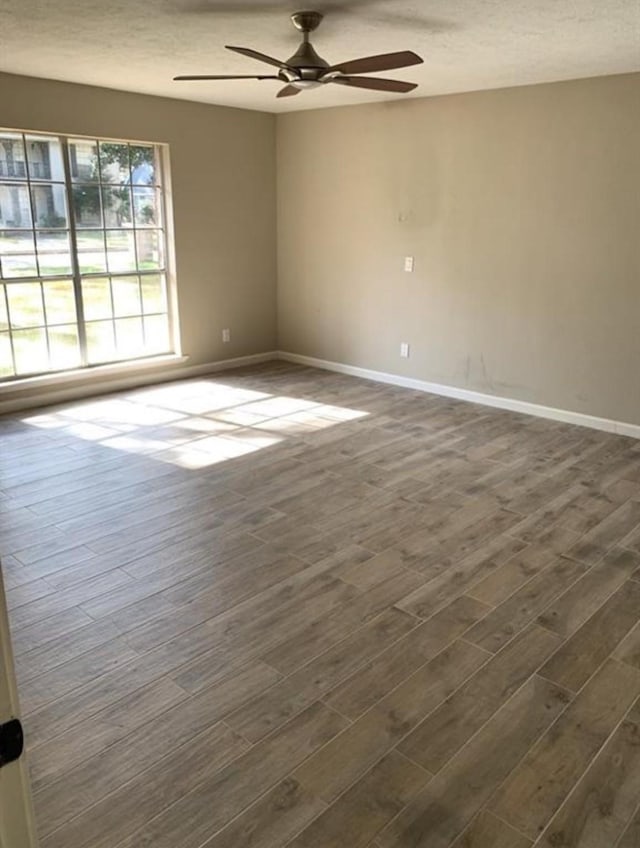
400, 342, 410, 358
222, 328, 230, 343
404, 256, 415, 273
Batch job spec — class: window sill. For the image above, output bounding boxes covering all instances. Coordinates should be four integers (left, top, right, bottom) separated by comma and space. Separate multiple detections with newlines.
0, 354, 189, 397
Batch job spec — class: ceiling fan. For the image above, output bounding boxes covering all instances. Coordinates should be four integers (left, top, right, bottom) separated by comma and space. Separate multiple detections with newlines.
174, 10, 423, 98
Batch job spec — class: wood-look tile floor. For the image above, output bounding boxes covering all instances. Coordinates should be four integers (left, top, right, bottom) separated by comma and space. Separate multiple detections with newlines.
2, 362, 640, 847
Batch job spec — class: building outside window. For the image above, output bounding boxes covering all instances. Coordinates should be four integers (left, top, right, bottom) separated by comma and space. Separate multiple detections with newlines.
0, 130, 176, 380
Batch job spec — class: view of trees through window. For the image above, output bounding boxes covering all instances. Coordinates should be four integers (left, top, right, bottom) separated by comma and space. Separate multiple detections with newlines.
0, 130, 173, 379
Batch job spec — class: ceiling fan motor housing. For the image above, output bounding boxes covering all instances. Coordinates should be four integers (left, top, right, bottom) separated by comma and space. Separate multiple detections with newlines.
284, 11, 329, 86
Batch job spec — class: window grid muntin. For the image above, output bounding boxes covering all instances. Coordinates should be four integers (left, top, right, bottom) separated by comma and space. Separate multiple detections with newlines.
23, 144, 55, 367
0, 130, 172, 380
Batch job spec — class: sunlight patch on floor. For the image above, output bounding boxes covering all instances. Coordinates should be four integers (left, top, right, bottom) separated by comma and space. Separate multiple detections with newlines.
20, 378, 369, 468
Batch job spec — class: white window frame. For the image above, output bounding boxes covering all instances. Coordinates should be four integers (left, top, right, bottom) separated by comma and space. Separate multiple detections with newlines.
0, 128, 181, 384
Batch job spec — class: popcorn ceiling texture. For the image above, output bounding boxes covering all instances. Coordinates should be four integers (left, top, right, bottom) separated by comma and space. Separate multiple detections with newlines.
1, 0, 639, 112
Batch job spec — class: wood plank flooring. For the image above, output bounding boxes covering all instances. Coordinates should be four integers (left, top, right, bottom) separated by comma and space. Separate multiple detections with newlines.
2, 362, 640, 847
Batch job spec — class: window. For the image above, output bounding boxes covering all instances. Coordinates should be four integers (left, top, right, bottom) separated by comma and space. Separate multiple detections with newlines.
0, 130, 174, 380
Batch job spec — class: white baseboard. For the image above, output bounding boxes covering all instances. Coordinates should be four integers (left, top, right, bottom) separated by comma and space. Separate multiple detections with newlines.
5, 347, 639, 441
0, 351, 278, 416
169, 351, 277, 378
277, 351, 640, 440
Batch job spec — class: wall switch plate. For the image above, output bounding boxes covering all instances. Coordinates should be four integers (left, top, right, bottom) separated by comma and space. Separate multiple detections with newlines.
222, 328, 230, 343
404, 256, 415, 273
400, 342, 410, 358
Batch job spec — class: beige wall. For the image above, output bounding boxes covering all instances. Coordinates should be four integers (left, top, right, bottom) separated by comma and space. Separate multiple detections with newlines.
277, 73, 640, 425
0, 72, 276, 404
2, 71, 638, 425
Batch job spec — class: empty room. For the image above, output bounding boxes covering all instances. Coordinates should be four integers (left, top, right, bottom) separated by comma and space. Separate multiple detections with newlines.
1, 1, 639, 846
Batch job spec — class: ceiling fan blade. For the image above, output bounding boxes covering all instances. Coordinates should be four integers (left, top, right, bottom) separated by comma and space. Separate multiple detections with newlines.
331, 76, 418, 93
276, 85, 301, 98
226, 45, 295, 73
174, 74, 281, 81
325, 50, 423, 76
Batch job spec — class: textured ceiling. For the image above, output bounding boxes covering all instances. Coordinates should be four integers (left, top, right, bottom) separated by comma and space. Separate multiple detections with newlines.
1, 0, 639, 113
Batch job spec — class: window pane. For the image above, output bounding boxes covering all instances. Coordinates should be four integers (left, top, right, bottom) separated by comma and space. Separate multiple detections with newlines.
130, 145, 155, 186
106, 230, 136, 273
77, 229, 103, 252
140, 274, 167, 314
72, 185, 103, 227
0, 289, 8, 330
136, 230, 163, 270
112, 275, 141, 317
79, 253, 107, 274
102, 186, 132, 227
0, 134, 26, 180
86, 319, 115, 363
0, 231, 33, 254
2, 253, 38, 279
44, 279, 77, 324
115, 316, 144, 358
32, 184, 67, 228
133, 188, 159, 227
99, 142, 130, 184
81, 277, 112, 319
6, 282, 44, 327
77, 230, 106, 274
0, 231, 37, 278
26, 135, 65, 182
36, 231, 73, 276
0, 183, 32, 228
69, 139, 99, 182
144, 314, 170, 353
48, 324, 81, 369
12, 327, 48, 374
0, 332, 13, 376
